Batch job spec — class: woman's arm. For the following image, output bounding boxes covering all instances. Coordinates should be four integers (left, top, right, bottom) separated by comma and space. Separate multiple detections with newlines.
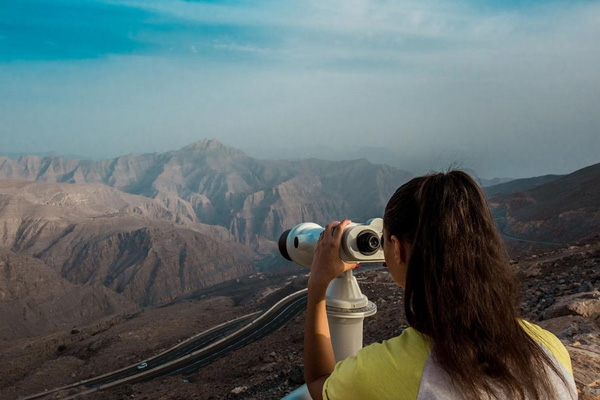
304, 282, 334, 399
304, 219, 355, 400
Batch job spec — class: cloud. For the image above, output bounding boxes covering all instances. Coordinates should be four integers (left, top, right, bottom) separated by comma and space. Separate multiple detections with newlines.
107, 0, 600, 86
0, 0, 599, 178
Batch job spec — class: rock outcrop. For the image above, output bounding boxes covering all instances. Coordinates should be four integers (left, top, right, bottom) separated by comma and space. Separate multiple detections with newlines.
542, 291, 600, 321
539, 310, 600, 399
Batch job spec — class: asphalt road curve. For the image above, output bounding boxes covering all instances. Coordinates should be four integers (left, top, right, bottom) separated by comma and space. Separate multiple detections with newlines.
22, 290, 308, 400
20, 312, 257, 400
113, 293, 308, 383
88, 318, 250, 387
494, 217, 564, 246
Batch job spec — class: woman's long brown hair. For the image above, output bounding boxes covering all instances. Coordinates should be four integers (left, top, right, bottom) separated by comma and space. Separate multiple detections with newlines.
384, 170, 569, 399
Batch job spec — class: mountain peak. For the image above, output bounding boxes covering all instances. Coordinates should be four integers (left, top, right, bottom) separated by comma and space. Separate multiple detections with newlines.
180, 139, 245, 157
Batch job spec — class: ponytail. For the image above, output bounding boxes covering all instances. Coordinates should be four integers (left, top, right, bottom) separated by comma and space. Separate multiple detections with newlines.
384, 171, 570, 400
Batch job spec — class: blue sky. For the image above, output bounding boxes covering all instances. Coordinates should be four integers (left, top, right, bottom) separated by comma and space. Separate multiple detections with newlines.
1, 0, 599, 178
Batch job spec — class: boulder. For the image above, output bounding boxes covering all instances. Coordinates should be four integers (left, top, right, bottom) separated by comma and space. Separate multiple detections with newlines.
538, 315, 600, 340
231, 386, 248, 395
542, 291, 600, 321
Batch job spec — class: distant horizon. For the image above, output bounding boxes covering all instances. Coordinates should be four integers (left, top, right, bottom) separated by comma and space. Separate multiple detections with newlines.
1, 138, 598, 182
1, 127, 597, 180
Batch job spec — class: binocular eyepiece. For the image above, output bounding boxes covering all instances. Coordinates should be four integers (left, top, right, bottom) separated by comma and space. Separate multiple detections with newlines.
278, 218, 385, 267
356, 230, 381, 255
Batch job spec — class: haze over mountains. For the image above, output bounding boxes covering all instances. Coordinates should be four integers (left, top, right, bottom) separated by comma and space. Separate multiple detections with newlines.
1, 138, 599, 251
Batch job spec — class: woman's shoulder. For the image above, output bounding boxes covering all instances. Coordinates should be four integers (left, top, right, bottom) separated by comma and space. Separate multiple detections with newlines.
348, 327, 431, 368
519, 319, 573, 374
378, 327, 432, 359
323, 328, 432, 400
355, 328, 432, 382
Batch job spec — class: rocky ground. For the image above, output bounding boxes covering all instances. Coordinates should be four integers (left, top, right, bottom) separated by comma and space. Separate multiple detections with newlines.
518, 237, 600, 399
199, 237, 600, 400
105, 237, 599, 400
2, 238, 600, 400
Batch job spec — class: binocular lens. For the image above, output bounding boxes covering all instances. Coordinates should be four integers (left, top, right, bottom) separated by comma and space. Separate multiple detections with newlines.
356, 231, 380, 255
279, 229, 292, 261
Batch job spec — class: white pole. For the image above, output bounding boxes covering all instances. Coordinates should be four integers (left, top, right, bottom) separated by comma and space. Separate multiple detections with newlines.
282, 270, 376, 399
326, 270, 376, 361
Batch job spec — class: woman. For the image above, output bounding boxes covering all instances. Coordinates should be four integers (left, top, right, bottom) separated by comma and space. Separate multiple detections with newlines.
304, 171, 576, 400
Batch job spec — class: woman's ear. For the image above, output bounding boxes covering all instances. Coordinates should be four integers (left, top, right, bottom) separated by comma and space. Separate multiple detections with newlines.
389, 235, 410, 289
391, 235, 410, 265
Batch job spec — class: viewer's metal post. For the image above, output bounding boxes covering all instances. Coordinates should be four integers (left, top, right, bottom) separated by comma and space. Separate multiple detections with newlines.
282, 270, 376, 400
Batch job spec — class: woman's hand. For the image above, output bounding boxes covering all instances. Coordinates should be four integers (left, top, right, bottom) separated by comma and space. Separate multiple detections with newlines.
304, 219, 355, 399
308, 219, 356, 291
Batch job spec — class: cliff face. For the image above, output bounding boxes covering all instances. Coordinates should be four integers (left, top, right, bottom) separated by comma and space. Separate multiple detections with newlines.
0, 140, 413, 248
39, 218, 255, 306
489, 163, 600, 244
0, 249, 139, 340
0, 181, 255, 307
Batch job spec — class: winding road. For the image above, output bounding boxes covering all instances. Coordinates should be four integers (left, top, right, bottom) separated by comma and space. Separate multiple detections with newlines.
21, 289, 308, 400
494, 217, 565, 246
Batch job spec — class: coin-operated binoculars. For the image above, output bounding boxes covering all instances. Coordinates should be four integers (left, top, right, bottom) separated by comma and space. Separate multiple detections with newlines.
279, 218, 382, 362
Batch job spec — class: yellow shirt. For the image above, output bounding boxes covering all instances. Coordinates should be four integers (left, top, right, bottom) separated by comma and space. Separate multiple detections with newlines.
322, 320, 575, 400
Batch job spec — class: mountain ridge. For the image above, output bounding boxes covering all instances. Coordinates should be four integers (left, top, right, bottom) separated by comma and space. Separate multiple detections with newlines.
0, 139, 414, 250
0, 180, 256, 306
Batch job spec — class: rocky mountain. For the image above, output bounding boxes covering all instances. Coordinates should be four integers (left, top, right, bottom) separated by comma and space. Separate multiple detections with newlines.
477, 177, 514, 187
0, 140, 413, 251
0, 180, 255, 306
489, 163, 600, 244
484, 174, 563, 197
0, 141, 409, 339
0, 249, 139, 340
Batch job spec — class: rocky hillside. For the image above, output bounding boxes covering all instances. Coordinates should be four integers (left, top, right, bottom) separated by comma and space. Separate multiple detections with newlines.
0, 249, 139, 340
0, 139, 413, 251
0, 180, 256, 307
484, 174, 562, 197
489, 162, 600, 244
0, 142, 409, 340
